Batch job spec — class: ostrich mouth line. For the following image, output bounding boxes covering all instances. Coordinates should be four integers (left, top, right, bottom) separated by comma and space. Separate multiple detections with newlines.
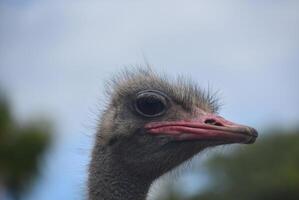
145, 119, 258, 144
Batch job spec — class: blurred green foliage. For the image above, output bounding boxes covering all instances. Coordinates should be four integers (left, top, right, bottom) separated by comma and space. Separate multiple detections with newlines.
0, 95, 52, 200
163, 129, 299, 200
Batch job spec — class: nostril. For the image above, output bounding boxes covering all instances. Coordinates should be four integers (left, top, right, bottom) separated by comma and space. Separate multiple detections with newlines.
204, 119, 223, 126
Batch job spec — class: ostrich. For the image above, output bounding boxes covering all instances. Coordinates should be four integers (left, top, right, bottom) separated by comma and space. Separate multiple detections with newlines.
88, 68, 258, 200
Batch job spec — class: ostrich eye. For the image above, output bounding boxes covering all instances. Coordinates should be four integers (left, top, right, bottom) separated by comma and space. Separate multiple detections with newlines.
135, 91, 168, 117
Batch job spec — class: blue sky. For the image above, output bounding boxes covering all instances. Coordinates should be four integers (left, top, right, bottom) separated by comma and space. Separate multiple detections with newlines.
0, 0, 299, 199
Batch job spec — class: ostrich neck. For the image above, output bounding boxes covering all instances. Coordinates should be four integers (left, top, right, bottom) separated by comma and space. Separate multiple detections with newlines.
88, 145, 151, 200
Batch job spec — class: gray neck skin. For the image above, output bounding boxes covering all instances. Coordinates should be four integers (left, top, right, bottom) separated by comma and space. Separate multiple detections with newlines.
88, 145, 151, 200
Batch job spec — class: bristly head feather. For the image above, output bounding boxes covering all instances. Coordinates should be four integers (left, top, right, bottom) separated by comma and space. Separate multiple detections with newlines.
104, 66, 220, 113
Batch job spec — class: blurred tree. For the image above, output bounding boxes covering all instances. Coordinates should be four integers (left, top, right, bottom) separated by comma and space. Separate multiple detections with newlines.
0, 94, 52, 200
163, 129, 299, 200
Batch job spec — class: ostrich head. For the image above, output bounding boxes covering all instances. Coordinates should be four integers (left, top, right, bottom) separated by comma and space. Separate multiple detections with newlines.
95, 68, 257, 182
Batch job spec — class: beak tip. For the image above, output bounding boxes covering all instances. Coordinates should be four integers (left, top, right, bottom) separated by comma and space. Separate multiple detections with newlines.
245, 127, 258, 144
249, 127, 258, 137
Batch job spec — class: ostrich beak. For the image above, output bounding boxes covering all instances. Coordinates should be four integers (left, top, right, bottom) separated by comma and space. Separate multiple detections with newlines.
145, 113, 258, 144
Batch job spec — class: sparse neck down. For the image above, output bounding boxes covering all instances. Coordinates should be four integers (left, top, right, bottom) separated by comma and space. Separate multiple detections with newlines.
88, 145, 152, 200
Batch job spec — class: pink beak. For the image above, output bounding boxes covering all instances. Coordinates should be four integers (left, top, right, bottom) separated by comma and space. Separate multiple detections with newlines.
145, 113, 258, 144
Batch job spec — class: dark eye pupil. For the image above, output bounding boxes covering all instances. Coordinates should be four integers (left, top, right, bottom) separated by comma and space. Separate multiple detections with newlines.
136, 94, 166, 117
